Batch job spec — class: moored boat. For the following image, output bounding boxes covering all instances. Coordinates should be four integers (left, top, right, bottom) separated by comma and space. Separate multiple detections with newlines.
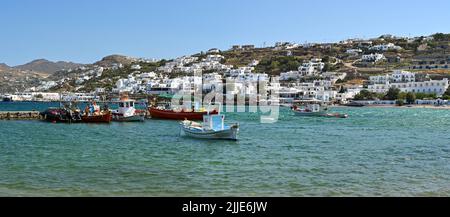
291, 102, 348, 118
2, 94, 13, 102
81, 111, 112, 123
81, 101, 112, 123
291, 103, 327, 116
112, 95, 145, 122
180, 114, 239, 140
344, 101, 365, 107
149, 107, 218, 120
41, 107, 82, 123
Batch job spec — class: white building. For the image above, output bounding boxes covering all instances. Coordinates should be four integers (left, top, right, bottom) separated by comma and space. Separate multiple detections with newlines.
368, 78, 449, 96
346, 49, 362, 55
370, 70, 416, 84
204, 54, 224, 62
362, 53, 385, 62
298, 58, 325, 76
370, 43, 402, 51
131, 64, 142, 70
280, 71, 301, 81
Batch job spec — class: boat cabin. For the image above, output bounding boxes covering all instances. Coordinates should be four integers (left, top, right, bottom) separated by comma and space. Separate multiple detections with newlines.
202, 114, 226, 131
117, 100, 137, 116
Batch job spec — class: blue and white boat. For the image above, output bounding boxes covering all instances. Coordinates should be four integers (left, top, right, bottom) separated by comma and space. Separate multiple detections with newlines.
179, 113, 239, 141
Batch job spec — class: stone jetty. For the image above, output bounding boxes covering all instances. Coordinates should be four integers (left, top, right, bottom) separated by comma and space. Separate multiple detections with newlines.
0, 111, 42, 120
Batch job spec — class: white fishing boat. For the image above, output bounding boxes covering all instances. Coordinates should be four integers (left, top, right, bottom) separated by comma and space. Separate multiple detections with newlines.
291, 103, 327, 116
112, 96, 145, 122
291, 101, 348, 118
179, 107, 239, 140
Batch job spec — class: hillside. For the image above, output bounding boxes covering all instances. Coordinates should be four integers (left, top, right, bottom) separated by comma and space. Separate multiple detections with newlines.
0, 63, 10, 70
3, 33, 450, 93
94, 55, 136, 67
14, 59, 85, 74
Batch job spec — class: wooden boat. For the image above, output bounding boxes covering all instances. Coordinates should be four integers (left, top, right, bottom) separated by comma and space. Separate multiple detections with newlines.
292, 103, 348, 118
41, 107, 82, 123
344, 101, 365, 107
180, 114, 239, 140
321, 113, 349, 118
2, 94, 13, 102
81, 111, 112, 123
149, 107, 218, 120
81, 101, 112, 123
112, 96, 145, 122
292, 104, 327, 116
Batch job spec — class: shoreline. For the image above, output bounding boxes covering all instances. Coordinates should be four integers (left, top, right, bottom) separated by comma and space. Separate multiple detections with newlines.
332, 104, 450, 109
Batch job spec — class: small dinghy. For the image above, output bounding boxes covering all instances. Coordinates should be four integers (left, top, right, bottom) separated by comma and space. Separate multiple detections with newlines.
179, 114, 239, 140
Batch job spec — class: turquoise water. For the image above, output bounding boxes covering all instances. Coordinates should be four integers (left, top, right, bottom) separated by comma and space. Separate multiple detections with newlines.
0, 102, 449, 196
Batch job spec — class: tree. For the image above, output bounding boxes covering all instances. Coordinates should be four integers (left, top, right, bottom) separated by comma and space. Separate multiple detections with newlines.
322, 63, 332, 72
269, 61, 280, 70
406, 92, 416, 104
396, 99, 404, 106
443, 86, 450, 100
354, 89, 376, 100
286, 60, 300, 71
384, 87, 400, 100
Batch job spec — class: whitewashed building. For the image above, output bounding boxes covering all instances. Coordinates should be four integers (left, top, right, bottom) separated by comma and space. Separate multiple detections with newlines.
368, 78, 449, 96
362, 53, 385, 62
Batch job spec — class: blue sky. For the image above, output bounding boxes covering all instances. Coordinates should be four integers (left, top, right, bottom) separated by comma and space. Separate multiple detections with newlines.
1, 0, 449, 66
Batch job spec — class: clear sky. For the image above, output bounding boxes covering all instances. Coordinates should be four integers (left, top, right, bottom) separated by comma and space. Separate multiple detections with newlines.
1, 0, 449, 66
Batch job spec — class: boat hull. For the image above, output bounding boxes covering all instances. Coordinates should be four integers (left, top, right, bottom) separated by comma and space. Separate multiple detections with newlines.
292, 110, 348, 118
112, 113, 145, 122
81, 112, 112, 123
293, 110, 326, 116
180, 124, 239, 140
40, 108, 82, 123
149, 107, 218, 120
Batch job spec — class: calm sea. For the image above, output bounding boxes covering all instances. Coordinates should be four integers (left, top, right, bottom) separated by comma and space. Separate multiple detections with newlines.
0, 102, 449, 196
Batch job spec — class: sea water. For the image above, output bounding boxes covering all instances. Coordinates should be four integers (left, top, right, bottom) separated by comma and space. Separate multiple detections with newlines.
0, 102, 449, 196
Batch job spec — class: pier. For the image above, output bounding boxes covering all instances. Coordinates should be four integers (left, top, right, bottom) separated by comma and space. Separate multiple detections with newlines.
0, 111, 42, 120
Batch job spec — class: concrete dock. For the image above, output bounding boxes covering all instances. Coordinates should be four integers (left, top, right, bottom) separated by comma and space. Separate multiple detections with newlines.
0, 111, 42, 120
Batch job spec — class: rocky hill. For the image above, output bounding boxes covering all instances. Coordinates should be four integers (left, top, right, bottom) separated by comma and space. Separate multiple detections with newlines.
94, 55, 136, 67
14, 59, 85, 74
0, 63, 11, 70
2, 33, 450, 93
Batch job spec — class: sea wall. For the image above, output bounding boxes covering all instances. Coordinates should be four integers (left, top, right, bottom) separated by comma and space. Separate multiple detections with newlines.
0, 111, 41, 120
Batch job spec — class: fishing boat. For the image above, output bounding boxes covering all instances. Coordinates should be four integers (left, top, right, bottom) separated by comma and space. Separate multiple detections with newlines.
112, 95, 145, 122
180, 113, 239, 140
148, 93, 219, 120
291, 103, 327, 116
292, 102, 348, 118
81, 111, 112, 123
149, 107, 218, 120
2, 94, 13, 102
81, 101, 112, 123
41, 107, 82, 123
41, 102, 83, 123
344, 101, 365, 107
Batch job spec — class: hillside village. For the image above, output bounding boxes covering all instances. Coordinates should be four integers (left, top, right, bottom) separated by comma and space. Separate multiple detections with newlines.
2, 33, 450, 104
